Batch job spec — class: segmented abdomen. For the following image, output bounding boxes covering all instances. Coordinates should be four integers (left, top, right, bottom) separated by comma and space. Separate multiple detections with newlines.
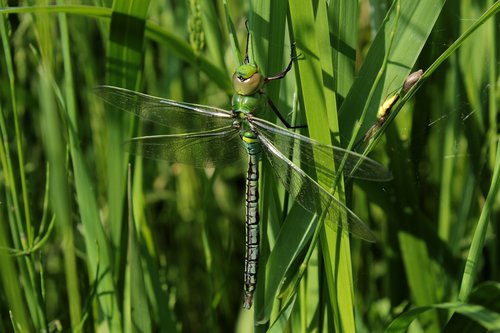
242, 138, 261, 309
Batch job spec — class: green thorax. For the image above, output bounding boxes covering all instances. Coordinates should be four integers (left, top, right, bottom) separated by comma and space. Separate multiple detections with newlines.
232, 61, 264, 155
231, 93, 264, 115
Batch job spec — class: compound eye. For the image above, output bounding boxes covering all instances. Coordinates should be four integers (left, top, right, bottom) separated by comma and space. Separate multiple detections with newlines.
233, 73, 264, 96
232, 64, 264, 95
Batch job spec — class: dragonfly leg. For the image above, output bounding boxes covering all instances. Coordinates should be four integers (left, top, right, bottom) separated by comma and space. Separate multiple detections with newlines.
264, 43, 298, 82
265, 94, 307, 129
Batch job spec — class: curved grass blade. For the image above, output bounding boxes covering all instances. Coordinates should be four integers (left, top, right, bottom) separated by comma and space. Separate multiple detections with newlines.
125, 127, 243, 167
385, 301, 500, 333
95, 85, 234, 130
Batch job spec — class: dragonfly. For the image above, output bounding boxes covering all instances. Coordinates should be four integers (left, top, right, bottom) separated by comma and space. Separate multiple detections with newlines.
96, 41, 393, 309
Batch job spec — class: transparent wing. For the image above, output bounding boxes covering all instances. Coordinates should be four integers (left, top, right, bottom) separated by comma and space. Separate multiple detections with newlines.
251, 117, 393, 182
258, 134, 376, 242
125, 126, 244, 167
95, 85, 235, 131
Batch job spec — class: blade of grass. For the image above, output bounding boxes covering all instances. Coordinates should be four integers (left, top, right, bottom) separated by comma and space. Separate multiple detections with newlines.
446, 282, 500, 331
223, 0, 242, 66
329, 0, 358, 100
0, 15, 42, 329
0, 4, 32, 247
386, 301, 500, 333
125, 165, 152, 333
0, 216, 32, 331
105, 0, 151, 289
260, 207, 317, 323
200, 0, 225, 70
459, 141, 500, 301
1, 7, 51, 331
288, 1, 357, 332
57, 13, 124, 333
38, 64, 81, 332
57, 10, 83, 330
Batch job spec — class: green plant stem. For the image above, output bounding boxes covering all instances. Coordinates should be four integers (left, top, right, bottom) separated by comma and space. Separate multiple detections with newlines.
459, 141, 500, 301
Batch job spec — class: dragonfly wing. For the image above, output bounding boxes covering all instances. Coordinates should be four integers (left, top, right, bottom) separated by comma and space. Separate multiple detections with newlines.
258, 134, 376, 242
95, 85, 235, 131
251, 118, 392, 182
126, 126, 244, 167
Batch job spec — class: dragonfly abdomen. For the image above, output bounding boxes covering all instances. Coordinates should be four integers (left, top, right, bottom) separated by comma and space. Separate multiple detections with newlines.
243, 137, 261, 308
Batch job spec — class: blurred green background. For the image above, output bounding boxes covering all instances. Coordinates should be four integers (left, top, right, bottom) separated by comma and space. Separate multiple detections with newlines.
0, 0, 499, 332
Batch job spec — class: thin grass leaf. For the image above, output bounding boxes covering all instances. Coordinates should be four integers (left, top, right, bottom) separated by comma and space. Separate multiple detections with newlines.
288, 1, 357, 332
459, 141, 500, 300
200, 0, 225, 71
57, 11, 84, 330
260, 206, 316, 323
386, 301, 500, 333
105, 0, 151, 276
224, 0, 242, 66
125, 165, 152, 333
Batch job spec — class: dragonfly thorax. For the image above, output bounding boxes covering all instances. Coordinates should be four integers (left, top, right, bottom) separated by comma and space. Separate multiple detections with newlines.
232, 93, 264, 115
232, 63, 264, 96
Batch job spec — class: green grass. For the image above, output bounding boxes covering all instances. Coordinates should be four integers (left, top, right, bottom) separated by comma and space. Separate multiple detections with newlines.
0, 0, 499, 332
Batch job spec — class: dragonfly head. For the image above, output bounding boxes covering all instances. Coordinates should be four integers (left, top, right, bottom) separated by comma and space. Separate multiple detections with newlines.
233, 63, 264, 96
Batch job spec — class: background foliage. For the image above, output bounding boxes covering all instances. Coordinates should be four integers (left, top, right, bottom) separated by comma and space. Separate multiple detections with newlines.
0, 0, 499, 332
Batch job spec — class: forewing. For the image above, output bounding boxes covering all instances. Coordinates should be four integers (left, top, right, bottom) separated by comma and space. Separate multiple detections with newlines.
251, 118, 392, 182
95, 85, 235, 131
258, 134, 376, 242
125, 126, 244, 167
